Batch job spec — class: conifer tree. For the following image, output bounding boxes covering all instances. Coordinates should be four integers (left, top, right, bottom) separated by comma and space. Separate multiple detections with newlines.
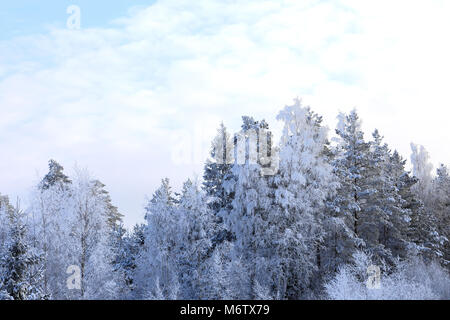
203, 123, 235, 244
409, 144, 445, 262
0, 204, 45, 300
430, 164, 450, 267
39, 160, 72, 190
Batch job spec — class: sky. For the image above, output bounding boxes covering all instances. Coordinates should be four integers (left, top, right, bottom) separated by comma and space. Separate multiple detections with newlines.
1, 0, 450, 228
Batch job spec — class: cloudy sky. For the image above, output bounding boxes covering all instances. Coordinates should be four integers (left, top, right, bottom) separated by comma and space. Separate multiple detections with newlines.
1, 0, 450, 227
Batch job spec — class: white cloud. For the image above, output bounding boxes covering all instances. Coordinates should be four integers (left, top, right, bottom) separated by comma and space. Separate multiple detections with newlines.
1, 0, 450, 226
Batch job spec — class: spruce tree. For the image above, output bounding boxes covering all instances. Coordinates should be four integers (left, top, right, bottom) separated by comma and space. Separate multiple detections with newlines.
203, 123, 235, 244
0, 204, 45, 300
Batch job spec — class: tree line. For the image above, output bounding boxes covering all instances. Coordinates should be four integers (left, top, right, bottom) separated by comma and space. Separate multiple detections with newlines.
1, 98, 449, 299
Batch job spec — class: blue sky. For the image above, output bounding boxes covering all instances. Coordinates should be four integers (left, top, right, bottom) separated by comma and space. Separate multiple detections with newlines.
1, 0, 450, 227
0, 1, 156, 40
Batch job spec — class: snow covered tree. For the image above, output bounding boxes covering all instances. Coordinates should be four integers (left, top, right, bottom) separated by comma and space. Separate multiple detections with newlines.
325, 110, 371, 271
203, 122, 234, 215
91, 179, 123, 230
333, 110, 376, 241
0, 194, 13, 259
67, 169, 120, 299
409, 144, 444, 263
176, 179, 215, 299
430, 164, 450, 267
0, 203, 45, 300
197, 239, 235, 299
223, 116, 276, 299
29, 163, 122, 299
203, 123, 235, 245
325, 251, 450, 300
108, 223, 146, 299
365, 130, 413, 264
137, 178, 180, 299
380, 149, 415, 260
29, 172, 73, 299
272, 99, 338, 298
410, 143, 434, 204
108, 223, 134, 299
3, 97, 450, 300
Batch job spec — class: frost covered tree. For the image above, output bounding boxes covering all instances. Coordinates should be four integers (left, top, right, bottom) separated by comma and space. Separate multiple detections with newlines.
410, 143, 434, 204
333, 110, 377, 244
366, 130, 413, 264
109, 223, 135, 299
109, 222, 146, 299
91, 180, 123, 230
430, 164, 450, 267
327, 112, 411, 268
28, 160, 73, 298
0, 194, 14, 300
272, 99, 337, 298
137, 178, 180, 299
2, 98, 450, 300
324, 251, 450, 300
67, 169, 120, 299
325, 110, 371, 271
197, 239, 235, 299
0, 203, 45, 300
223, 116, 276, 299
203, 123, 235, 245
380, 149, 416, 260
28, 163, 122, 299
203, 122, 234, 215
0, 194, 13, 259
409, 144, 444, 262
176, 179, 215, 299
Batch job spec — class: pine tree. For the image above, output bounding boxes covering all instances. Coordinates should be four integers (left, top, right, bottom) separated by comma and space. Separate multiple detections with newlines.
365, 130, 410, 264
333, 110, 373, 237
380, 149, 414, 260
326, 110, 371, 269
91, 180, 123, 230
39, 160, 72, 190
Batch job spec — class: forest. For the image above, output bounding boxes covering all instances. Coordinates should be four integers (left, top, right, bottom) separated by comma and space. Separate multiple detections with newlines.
0, 99, 449, 300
